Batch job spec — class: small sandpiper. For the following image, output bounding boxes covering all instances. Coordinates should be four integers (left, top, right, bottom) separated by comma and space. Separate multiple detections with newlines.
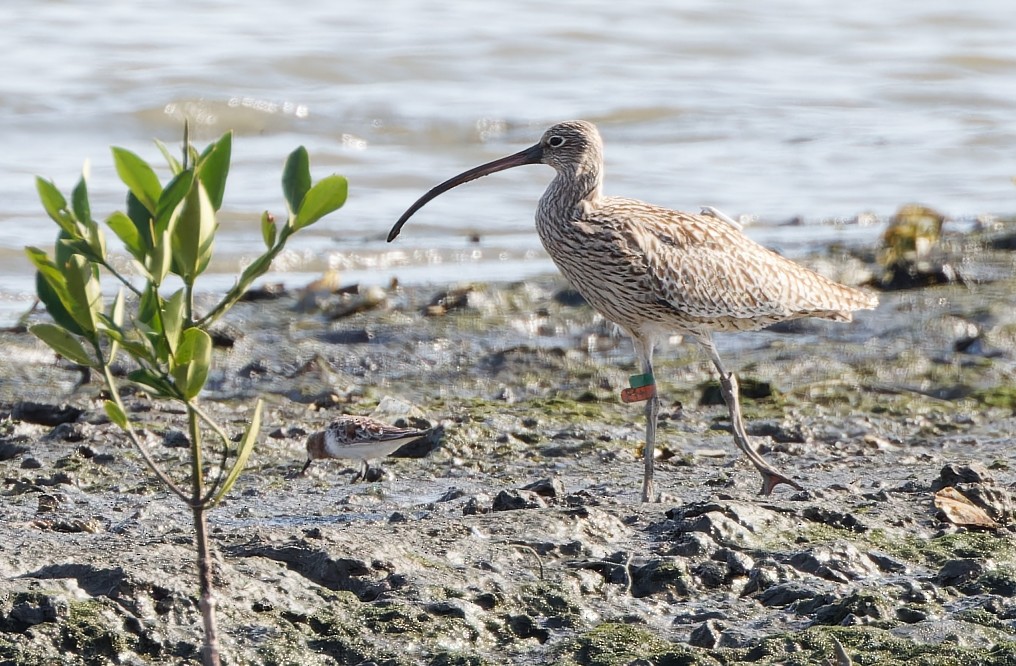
301, 415, 437, 481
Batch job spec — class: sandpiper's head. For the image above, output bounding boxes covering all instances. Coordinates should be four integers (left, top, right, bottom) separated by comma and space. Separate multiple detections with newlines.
386, 120, 602, 242
305, 431, 327, 460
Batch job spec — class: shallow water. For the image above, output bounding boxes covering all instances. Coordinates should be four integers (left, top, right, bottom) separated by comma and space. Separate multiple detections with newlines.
3, 0, 1016, 325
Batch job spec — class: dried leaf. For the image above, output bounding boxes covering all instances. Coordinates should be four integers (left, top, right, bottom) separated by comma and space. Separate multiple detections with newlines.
934, 486, 1000, 530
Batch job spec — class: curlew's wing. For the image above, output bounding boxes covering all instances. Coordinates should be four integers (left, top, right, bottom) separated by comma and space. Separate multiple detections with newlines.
591, 199, 877, 324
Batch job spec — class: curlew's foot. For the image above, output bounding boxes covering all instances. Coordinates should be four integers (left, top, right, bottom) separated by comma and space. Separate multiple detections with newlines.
758, 467, 804, 496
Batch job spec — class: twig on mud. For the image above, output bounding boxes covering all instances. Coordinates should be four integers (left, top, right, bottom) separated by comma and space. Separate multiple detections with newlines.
508, 543, 544, 581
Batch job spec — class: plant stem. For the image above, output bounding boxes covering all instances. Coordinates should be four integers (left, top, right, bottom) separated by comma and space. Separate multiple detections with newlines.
99, 361, 189, 502
193, 503, 220, 666
188, 405, 220, 666
196, 226, 292, 328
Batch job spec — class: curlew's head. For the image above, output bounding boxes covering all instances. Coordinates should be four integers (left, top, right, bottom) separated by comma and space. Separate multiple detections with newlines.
387, 120, 603, 242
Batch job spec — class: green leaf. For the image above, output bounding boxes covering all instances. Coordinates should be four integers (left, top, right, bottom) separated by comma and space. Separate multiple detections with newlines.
162, 288, 186, 357
282, 146, 311, 217
126, 191, 155, 251
170, 180, 217, 283
118, 337, 157, 364
260, 211, 277, 249
138, 287, 161, 330
71, 167, 91, 227
34, 270, 83, 336
146, 226, 172, 286
128, 368, 178, 398
109, 288, 126, 328
172, 328, 212, 400
89, 226, 107, 263
52, 229, 77, 268
103, 400, 129, 429
293, 175, 348, 230
63, 254, 101, 336
106, 289, 125, 363
30, 323, 94, 366
197, 132, 232, 211
155, 139, 183, 175
112, 146, 162, 214
208, 399, 262, 509
36, 177, 77, 236
26, 245, 85, 337
56, 237, 96, 263
155, 169, 194, 234
25, 246, 62, 283
106, 211, 145, 260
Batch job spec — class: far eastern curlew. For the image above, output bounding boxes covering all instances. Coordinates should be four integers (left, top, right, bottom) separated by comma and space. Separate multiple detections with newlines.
387, 120, 878, 502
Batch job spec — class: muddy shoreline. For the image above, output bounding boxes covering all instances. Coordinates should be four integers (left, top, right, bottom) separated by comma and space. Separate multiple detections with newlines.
2, 228, 1016, 665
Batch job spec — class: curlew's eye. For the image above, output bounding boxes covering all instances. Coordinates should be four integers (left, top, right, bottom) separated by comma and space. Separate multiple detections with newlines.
547, 135, 566, 148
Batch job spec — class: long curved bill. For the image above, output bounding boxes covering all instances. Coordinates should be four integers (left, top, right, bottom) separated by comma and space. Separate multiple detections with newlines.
387, 143, 544, 242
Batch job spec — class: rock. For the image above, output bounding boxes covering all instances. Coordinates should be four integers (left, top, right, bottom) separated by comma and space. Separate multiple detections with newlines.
423, 285, 489, 316
629, 558, 693, 599
692, 560, 729, 589
492, 489, 547, 512
507, 614, 550, 642
811, 589, 892, 626
802, 506, 867, 532
521, 477, 565, 499
665, 501, 793, 550
699, 377, 773, 406
462, 496, 491, 515
717, 548, 754, 578
664, 532, 717, 558
747, 420, 809, 443
321, 327, 374, 344
931, 463, 995, 490
2, 591, 70, 630
896, 606, 928, 623
552, 288, 586, 307
866, 551, 909, 574
688, 619, 724, 648
436, 488, 466, 502
22, 563, 126, 597
935, 559, 985, 588
324, 285, 388, 319
239, 282, 287, 302
11, 402, 83, 427
161, 429, 190, 448
788, 542, 882, 583
0, 441, 29, 461
224, 541, 379, 601
759, 581, 832, 608
370, 395, 428, 424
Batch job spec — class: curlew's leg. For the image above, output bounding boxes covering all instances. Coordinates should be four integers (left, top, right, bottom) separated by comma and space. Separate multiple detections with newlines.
633, 337, 660, 503
300, 458, 313, 476
696, 335, 803, 495
643, 391, 660, 502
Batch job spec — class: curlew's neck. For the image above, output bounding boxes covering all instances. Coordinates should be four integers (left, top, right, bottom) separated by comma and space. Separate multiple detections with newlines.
539, 159, 604, 221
